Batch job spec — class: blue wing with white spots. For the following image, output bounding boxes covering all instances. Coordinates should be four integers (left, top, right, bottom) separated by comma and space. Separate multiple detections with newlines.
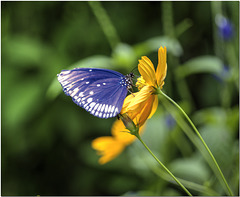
57, 68, 132, 118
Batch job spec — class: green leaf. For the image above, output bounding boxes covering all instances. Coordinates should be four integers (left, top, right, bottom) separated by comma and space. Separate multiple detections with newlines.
2, 36, 48, 67
3, 78, 42, 129
193, 106, 239, 137
112, 43, 137, 69
192, 107, 227, 126
200, 124, 234, 171
133, 36, 183, 57
169, 155, 210, 184
46, 55, 113, 100
175, 56, 224, 78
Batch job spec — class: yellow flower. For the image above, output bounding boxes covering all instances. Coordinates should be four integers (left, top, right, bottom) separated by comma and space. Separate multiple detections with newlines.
121, 46, 167, 126
92, 112, 145, 164
92, 47, 167, 164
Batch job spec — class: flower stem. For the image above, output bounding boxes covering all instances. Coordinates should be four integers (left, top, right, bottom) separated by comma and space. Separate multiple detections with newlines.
159, 90, 234, 196
135, 133, 192, 196
147, 162, 220, 196
88, 1, 120, 49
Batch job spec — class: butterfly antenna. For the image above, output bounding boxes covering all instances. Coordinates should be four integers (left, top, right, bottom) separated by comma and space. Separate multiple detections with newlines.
130, 66, 138, 74
130, 67, 140, 82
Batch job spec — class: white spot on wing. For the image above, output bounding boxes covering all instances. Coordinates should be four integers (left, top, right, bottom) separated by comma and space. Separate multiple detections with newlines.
89, 69, 92, 72
58, 75, 68, 81
108, 105, 112, 113
89, 91, 94, 95
61, 70, 71, 75
103, 83, 106, 85
111, 106, 115, 113
105, 105, 108, 113
61, 81, 69, 85
86, 81, 89, 84
89, 102, 96, 108
93, 103, 99, 111
98, 104, 102, 112
97, 84, 101, 87
70, 88, 79, 97
79, 92, 84, 97
101, 104, 105, 112
87, 98, 93, 103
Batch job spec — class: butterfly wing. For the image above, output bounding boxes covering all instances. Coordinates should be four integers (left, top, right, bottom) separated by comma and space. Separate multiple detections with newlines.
57, 68, 129, 118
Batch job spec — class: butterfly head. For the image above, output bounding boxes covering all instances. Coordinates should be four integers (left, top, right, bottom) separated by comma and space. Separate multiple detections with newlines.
125, 72, 134, 90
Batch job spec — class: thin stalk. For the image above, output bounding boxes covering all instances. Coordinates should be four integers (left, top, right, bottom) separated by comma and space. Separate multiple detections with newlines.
161, 1, 195, 106
162, 1, 175, 38
150, 164, 220, 196
160, 96, 218, 171
159, 90, 234, 196
136, 146, 220, 195
88, 1, 120, 49
211, 1, 223, 58
135, 133, 192, 196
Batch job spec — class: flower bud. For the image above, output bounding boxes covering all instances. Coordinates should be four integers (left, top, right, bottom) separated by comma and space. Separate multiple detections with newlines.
118, 113, 139, 136
215, 14, 234, 41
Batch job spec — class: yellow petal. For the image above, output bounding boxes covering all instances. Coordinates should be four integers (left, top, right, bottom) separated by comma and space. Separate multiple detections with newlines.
138, 56, 157, 86
121, 93, 136, 114
156, 46, 167, 86
92, 136, 114, 152
159, 80, 165, 89
99, 144, 125, 164
111, 119, 137, 144
148, 95, 158, 119
92, 136, 125, 164
137, 95, 154, 126
126, 85, 153, 112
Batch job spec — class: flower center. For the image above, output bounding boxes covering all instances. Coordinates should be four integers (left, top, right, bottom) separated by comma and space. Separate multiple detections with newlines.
136, 76, 147, 90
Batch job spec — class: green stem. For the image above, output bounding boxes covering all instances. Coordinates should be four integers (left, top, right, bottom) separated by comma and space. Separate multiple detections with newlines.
159, 90, 234, 196
162, 1, 195, 107
135, 133, 192, 196
88, 1, 120, 49
162, 1, 175, 38
150, 164, 220, 196
211, 1, 223, 58
136, 145, 220, 195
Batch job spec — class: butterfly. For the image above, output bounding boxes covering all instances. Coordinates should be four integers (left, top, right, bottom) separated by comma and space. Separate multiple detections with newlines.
57, 68, 134, 119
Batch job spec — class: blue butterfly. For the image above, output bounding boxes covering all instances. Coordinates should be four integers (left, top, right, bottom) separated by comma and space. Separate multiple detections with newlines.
57, 68, 134, 119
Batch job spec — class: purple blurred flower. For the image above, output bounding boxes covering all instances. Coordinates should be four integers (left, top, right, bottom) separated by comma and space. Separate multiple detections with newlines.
165, 114, 176, 130
212, 65, 230, 83
215, 14, 234, 41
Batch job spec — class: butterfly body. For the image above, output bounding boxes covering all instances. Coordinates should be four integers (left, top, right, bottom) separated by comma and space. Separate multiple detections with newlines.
57, 68, 133, 118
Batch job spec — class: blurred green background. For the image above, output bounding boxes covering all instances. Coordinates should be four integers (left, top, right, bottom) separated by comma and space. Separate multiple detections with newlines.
1, 1, 239, 196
